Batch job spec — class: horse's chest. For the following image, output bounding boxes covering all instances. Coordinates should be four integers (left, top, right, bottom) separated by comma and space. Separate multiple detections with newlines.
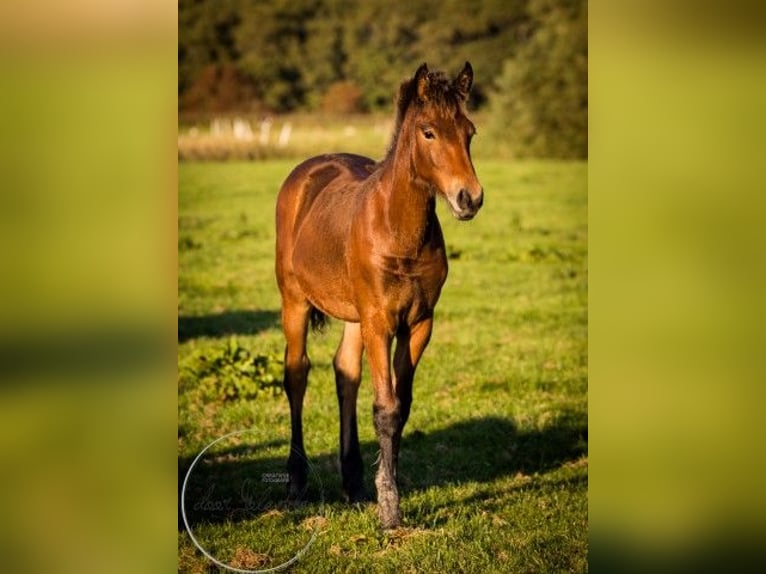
377, 252, 447, 318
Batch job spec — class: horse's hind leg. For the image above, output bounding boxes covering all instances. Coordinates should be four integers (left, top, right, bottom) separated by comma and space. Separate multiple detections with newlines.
281, 300, 311, 501
334, 321, 365, 502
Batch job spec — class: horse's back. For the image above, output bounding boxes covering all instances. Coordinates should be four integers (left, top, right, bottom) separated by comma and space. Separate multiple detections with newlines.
277, 153, 375, 236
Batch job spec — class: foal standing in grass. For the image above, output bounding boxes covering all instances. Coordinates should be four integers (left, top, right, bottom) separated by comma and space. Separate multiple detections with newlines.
275, 62, 484, 529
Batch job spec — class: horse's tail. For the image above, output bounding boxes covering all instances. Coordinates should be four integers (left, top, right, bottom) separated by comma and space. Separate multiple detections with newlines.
309, 307, 328, 333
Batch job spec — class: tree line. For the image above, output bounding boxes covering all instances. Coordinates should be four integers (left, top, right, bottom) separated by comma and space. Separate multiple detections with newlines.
179, 0, 586, 158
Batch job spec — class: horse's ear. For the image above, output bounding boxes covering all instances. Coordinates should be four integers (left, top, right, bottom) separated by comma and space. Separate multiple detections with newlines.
415, 63, 430, 102
454, 61, 473, 101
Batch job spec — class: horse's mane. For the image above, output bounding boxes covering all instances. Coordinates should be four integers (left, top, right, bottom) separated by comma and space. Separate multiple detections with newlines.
380, 69, 465, 165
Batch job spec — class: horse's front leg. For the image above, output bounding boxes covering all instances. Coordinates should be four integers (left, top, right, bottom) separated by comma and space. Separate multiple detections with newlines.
361, 317, 400, 529
392, 318, 433, 478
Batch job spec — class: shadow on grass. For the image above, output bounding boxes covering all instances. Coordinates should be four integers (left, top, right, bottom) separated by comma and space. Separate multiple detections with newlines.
178, 412, 587, 529
178, 309, 281, 342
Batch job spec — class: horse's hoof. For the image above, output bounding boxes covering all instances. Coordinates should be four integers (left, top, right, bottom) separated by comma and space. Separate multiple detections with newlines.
378, 503, 401, 530
380, 513, 402, 530
287, 479, 308, 504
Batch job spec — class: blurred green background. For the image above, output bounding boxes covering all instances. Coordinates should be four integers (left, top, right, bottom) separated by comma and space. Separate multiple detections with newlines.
178, 0, 587, 161
0, 2, 176, 574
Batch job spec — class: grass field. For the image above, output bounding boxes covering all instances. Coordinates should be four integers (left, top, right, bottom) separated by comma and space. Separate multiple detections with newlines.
178, 158, 588, 572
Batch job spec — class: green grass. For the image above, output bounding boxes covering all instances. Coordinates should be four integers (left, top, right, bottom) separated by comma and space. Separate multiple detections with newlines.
178, 159, 587, 572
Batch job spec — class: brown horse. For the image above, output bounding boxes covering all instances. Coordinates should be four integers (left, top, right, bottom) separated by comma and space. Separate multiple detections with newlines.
275, 62, 483, 529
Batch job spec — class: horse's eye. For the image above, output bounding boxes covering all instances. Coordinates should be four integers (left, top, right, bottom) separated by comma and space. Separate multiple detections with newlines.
423, 129, 435, 140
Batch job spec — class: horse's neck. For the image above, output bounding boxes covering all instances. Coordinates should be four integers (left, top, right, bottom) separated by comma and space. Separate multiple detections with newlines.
378, 158, 436, 254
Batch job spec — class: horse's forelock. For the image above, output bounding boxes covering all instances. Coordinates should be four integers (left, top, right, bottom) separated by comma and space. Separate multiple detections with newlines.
421, 72, 454, 104
383, 69, 463, 163
395, 72, 462, 128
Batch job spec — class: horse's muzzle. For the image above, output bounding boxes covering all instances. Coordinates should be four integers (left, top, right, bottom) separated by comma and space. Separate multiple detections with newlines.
454, 187, 484, 220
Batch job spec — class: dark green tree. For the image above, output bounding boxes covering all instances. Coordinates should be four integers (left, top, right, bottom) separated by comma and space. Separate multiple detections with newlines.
178, 0, 241, 96
339, 1, 432, 110
177, 0, 588, 157
410, 0, 528, 108
233, 0, 321, 112
302, 0, 352, 110
489, 0, 587, 158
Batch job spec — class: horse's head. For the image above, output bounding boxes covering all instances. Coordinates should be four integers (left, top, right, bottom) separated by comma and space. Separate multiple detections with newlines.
400, 62, 484, 221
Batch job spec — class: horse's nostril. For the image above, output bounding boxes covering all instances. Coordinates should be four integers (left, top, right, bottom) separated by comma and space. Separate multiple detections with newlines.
457, 188, 471, 210
457, 188, 483, 212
